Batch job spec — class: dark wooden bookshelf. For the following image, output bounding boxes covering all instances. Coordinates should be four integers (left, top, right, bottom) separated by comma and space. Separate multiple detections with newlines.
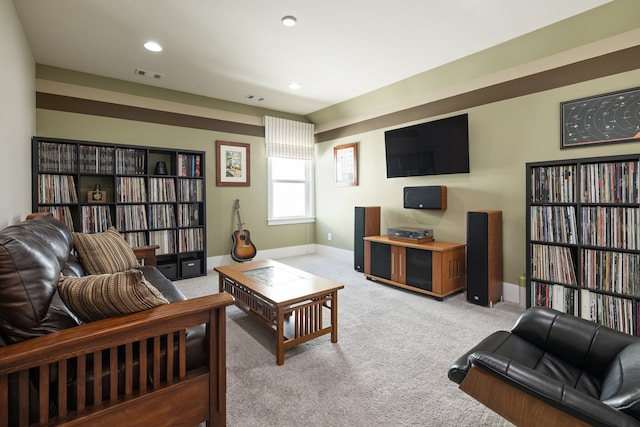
32, 136, 206, 280
526, 154, 640, 335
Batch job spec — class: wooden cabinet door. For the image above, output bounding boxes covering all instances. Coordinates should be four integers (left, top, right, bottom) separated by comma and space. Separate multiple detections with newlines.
391, 245, 406, 284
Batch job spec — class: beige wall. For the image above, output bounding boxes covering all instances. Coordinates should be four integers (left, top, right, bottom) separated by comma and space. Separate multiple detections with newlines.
18, 0, 640, 280
35, 109, 316, 257
315, 69, 640, 285
0, 0, 35, 227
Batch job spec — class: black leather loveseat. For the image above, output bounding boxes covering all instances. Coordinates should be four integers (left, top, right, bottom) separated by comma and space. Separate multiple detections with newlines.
449, 306, 640, 426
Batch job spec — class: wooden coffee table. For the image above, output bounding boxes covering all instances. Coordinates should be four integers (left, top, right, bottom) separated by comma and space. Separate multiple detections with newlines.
215, 259, 344, 365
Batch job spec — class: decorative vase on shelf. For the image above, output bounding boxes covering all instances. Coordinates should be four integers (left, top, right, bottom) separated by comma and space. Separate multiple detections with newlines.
155, 161, 168, 175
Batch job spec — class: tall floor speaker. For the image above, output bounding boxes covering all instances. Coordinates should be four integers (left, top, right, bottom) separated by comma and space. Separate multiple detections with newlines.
354, 206, 380, 271
466, 210, 502, 306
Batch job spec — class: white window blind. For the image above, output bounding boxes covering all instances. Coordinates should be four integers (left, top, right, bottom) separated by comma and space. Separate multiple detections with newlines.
264, 116, 315, 225
264, 116, 314, 160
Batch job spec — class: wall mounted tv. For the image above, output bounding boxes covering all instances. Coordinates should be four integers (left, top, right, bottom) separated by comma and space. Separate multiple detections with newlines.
384, 113, 469, 178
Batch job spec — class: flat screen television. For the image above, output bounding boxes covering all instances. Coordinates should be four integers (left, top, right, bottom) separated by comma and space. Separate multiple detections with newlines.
384, 113, 469, 178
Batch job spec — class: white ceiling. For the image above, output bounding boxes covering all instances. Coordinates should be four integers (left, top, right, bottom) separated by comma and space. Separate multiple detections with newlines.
14, 0, 612, 116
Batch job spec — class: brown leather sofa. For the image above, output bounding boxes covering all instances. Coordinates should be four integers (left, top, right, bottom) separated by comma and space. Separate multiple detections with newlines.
0, 215, 233, 426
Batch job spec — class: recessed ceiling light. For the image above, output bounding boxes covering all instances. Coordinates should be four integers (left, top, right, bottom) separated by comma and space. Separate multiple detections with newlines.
288, 82, 302, 90
144, 41, 163, 52
281, 16, 297, 27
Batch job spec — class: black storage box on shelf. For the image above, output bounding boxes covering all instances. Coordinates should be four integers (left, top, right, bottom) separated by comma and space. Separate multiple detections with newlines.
157, 263, 178, 280
181, 259, 202, 278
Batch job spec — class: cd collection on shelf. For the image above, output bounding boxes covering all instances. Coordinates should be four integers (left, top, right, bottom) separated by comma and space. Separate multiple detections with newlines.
530, 205, 577, 244
32, 137, 207, 280
177, 153, 201, 177
149, 230, 176, 255
37, 205, 74, 230
116, 177, 147, 203
149, 178, 176, 202
178, 179, 203, 202
116, 205, 148, 231
115, 148, 146, 175
149, 204, 176, 229
78, 145, 115, 174
122, 231, 147, 248
38, 141, 76, 173
178, 203, 200, 227
527, 155, 640, 335
179, 228, 204, 252
37, 174, 78, 204
580, 161, 639, 204
530, 164, 576, 203
81, 205, 112, 233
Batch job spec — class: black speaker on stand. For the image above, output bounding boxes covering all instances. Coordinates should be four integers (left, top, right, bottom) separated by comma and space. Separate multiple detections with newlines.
354, 206, 380, 271
466, 210, 502, 306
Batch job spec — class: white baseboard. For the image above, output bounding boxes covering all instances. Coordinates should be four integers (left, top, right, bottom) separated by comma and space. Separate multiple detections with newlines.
206, 244, 317, 271
207, 245, 527, 307
503, 282, 526, 307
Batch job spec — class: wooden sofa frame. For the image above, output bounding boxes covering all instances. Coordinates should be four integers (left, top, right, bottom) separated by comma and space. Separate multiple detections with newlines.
0, 292, 234, 426
460, 365, 592, 427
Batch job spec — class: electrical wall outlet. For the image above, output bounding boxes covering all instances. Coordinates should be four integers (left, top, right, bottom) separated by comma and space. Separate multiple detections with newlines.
327, 233, 332, 241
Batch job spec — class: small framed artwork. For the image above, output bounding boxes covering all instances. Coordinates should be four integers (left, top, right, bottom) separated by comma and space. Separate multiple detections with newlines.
334, 142, 358, 186
216, 141, 250, 186
561, 86, 640, 148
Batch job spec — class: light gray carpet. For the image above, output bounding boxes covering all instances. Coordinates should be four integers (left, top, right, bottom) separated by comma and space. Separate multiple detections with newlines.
176, 254, 522, 427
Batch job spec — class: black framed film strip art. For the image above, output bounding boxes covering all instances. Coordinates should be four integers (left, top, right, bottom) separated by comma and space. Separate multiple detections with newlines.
561, 86, 640, 148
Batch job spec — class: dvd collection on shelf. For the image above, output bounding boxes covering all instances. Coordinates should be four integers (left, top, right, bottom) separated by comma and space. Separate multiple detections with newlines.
116, 205, 148, 232
37, 174, 78, 204
178, 179, 203, 202
149, 178, 176, 202
32, 137, 206, 280
115, 148, 146, 175
78, 145, 115, 174
177, 153, 201, 177
528, 155, 640, 336
149, 204, 176, 229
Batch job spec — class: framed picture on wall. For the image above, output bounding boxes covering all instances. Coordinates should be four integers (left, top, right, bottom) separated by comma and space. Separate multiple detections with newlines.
216, 141, 250, 186
334, 142, 358, 186
561, 86, 640, 148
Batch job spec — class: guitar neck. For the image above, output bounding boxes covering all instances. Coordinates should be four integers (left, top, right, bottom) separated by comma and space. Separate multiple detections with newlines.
236, 208, 244, 232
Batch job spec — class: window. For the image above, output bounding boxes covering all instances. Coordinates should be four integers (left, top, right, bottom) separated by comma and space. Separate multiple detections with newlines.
267, 157, 314, 225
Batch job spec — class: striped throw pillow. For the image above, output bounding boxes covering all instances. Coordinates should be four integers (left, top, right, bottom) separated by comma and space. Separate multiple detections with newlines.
58, 269, 169, 323
73, 227, 139, 274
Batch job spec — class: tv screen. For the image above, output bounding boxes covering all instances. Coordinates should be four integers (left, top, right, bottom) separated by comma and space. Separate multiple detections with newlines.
384, 113, 469, 178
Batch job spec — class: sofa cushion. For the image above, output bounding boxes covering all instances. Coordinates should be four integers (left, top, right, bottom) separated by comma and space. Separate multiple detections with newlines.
0, 216, 78, 343
601, 343, 640, 419
73, 227, 139, 274
58, 269, 169, 322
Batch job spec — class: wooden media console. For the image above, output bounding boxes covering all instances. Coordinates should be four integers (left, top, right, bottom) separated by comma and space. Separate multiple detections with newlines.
363, 236, 466, 300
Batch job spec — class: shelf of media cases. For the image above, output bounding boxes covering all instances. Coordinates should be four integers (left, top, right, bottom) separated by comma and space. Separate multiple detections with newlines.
32, 136, 206, 280
526, 154, 640, 335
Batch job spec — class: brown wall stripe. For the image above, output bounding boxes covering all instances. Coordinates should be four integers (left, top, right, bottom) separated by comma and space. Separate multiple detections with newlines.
316, 45, 640, 142
36, 92, 265, 137
35, 44, 640, 143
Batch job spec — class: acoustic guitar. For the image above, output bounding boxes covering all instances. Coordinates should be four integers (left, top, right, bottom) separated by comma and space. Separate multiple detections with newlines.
231, 199, 257, 262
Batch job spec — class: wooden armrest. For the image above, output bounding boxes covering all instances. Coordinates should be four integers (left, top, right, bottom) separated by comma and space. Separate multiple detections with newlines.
0, 293, 234, 426
0, 293, 235, 372
133, 244, 160, 266
26, 212, 52, 220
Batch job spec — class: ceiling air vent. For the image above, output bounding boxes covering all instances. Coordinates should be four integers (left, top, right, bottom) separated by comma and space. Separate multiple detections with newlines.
135, 68, 162, 79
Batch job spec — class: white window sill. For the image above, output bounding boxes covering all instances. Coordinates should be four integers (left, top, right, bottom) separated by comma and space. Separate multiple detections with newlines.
267, 216, 315, 226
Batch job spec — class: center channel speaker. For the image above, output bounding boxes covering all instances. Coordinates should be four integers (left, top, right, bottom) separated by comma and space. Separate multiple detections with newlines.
466, 210, 502, 306
403, 186, 447, 209
354, 206, 380, 271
